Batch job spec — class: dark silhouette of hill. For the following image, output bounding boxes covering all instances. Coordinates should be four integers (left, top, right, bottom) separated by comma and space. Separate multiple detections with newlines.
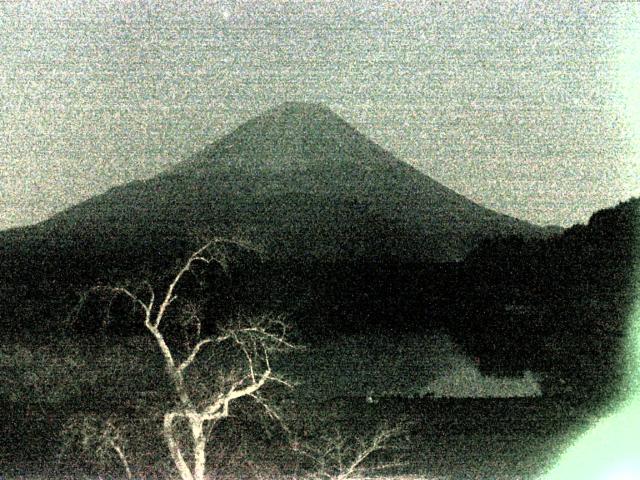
449, 197, 639, 405
0, 102, 548, 334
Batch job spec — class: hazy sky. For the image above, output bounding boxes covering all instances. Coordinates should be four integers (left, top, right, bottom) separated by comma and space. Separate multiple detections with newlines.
1, 0, 639, 230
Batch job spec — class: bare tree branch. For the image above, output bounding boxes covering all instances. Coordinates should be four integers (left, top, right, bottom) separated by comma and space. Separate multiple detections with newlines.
66, 414, 134, 480
294, 424, 406, 480
154, 241, 217, 330
177, 337, 215, 373
82, 239, 297, 480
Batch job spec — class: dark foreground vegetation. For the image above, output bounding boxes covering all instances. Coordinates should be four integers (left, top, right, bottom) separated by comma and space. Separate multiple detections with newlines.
0, 198, 638, 478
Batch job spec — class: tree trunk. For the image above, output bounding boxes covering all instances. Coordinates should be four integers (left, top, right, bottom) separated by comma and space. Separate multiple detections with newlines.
191, 417, 207, 480
164, 412, 195, 480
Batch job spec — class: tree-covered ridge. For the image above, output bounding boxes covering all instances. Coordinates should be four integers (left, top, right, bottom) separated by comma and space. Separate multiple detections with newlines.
452, 197, 639, 401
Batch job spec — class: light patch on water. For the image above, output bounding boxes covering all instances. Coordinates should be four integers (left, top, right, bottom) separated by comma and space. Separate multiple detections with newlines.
426, 365, 542, 399
279, 332, 543, 400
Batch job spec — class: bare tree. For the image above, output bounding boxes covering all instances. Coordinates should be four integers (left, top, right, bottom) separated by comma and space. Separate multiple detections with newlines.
293, 423, 406, 480
62, 414, 134, 480
86, 239, 295, 480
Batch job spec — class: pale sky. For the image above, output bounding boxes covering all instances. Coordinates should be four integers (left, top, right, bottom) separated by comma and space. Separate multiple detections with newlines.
1, 0, 639, 230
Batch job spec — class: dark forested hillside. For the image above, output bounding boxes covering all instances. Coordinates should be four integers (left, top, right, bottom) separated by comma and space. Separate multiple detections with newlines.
450, 197, 639, 404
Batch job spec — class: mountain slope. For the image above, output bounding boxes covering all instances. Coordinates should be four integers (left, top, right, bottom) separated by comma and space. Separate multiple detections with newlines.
7, 102, 545, 264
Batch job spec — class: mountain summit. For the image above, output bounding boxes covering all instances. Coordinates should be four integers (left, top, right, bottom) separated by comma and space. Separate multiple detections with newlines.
4, 102, 547, 266
176, 101, 389, 174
